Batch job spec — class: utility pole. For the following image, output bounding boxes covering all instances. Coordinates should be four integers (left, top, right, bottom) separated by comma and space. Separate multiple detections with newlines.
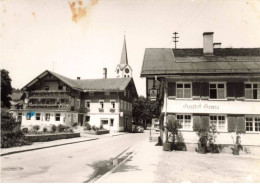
172, 32, 179, 48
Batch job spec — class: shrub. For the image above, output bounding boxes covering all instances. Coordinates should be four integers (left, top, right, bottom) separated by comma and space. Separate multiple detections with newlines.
32, 125, 40, 133
95, 127, 100, 131
21, 128, 29, 134
84, 123, 91, 130
51, 125, 57, 133
64, 126, 70, 132
1, 131, 32, 148
43, 127, 48, 133
100, 124, 104, 130
57, 124, 66, 132
69, 128, 74, 133
72, 122, 78, 127
91, 125, 96, 131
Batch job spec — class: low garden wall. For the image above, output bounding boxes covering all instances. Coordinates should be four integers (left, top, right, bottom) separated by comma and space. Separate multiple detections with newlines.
84, 130, 109, 135
25, 133, 80, 142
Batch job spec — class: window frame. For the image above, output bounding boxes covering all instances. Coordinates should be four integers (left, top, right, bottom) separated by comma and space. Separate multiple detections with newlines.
99, 100, 104, 109
45, 113, 50, 121
176, 82, 192, 99
55, 113, 60, 121
209, 82, 226, 100
209, 114, 227, 132
245, 115, 260, 133
245, 82, 260, 100
76, 99, 80, 108
176, 114, 193, 131
110, 100, 116, 109
36, 113, 41, 121
85, 100, 91, 109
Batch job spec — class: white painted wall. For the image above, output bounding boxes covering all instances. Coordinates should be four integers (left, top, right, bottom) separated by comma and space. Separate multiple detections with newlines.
180, 131, 260, 146
164, 99, 260, 114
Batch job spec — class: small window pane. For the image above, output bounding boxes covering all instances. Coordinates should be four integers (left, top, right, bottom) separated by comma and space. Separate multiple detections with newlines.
210, 89, 217, 99
184, 84, 191, 88
218, 84, 224, 88
177, 84, 183, 88
177, 115, 183, 120
210, 84, 216, 88
245, 84, 251, 88
253, 84, 258, 89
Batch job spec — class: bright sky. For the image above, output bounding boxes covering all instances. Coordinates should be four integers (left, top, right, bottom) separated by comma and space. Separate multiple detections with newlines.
2, 0, 260, 96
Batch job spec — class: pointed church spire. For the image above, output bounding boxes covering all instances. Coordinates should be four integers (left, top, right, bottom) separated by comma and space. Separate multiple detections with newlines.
120, 35, 128, 65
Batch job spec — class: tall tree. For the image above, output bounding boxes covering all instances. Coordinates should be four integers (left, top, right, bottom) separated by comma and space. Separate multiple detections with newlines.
1, 69, 13, 108
132, 96, 160, 128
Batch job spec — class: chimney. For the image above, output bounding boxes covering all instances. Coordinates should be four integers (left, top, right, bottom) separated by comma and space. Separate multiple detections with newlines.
103, 68, 107, 79
203, 32, 214, 56
77, 77, 80, 80
213, 42, 221, 48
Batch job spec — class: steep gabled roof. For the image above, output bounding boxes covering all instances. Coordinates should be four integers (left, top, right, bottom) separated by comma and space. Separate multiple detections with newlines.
141, 48, 260, 76
22, 70, 137, 96
76, 78, 132, 91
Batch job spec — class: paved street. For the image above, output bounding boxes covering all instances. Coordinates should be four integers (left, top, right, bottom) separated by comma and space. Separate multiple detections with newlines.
1, 131, 149, 183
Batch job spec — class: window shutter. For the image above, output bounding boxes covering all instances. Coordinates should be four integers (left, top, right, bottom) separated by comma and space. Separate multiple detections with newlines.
236, 82, 244, 98
237, 116, 246, 133
193, 115, 201, 131
227, 116, 236, 132
227, 83, 236, 98
192, 82, 201, 97
201, 83, 209, 97
168, 82, 176, 96
201, 115, 209, 129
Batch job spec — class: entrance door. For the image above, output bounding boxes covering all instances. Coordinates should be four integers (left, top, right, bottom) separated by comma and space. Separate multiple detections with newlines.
78, 114, 84, 126
124, 117, 128, 132
101, 119, 109, 130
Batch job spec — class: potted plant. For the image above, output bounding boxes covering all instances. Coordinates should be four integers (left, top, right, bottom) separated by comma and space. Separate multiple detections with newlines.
163, 115, 181, 151
231, 132, 243, 155
196, 128, 208, 154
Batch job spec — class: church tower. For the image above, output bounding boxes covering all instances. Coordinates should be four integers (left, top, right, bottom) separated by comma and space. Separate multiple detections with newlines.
115, 36, 132, 78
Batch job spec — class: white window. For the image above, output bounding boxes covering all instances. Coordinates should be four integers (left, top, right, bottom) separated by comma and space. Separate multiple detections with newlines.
176, 83, 192, 98
210, 115, 226, 131
76, 99, 80, 108
246, 116, 260, 132
45, 113, 50, 121
245, 83, 260, 99
36, 113, 41, 120
99, 100, 104, 109
209, 83, 225, 99
177, 114, 192, 130
101, 119, 108, 125
85, 100, 90, 108
110, 100, 115, 109
55, 113, 60, 121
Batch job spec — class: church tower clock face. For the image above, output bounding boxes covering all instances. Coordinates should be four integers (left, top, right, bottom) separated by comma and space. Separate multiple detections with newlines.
125, 68, 129, 73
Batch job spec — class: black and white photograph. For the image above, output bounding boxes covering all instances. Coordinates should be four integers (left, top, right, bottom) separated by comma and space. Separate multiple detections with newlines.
1, 0, 260, 183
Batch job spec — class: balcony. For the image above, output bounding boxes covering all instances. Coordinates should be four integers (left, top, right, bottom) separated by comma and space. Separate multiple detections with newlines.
27, 103, 72, 111
29, 90, 70, 98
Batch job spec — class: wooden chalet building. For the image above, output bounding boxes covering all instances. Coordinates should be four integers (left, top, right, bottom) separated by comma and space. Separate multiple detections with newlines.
11, 70, 138, 132
141, 32, 260, 146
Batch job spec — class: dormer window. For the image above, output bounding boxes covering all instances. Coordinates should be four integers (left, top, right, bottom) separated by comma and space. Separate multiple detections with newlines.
125, 68, 129, 73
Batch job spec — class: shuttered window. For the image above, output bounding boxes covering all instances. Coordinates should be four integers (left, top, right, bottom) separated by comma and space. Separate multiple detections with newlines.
237, 116, 246, 133
209, 83, 225, 99
201, 115, 209, 129
176, 83, 192, 98
246, 116, 260, 132
227, 116, 236, 132
168, 82, 176, 96
245, 83, 260, 99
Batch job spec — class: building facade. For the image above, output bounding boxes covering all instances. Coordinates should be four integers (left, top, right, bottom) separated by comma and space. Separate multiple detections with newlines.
141, 32, 260, 146
11, 70, 138, 132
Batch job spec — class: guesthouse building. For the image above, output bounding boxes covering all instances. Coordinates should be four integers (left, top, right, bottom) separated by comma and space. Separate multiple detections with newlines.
141, 32, 260, 146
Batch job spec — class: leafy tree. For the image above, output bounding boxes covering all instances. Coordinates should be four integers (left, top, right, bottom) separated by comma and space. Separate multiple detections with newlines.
132, 96, 160, 128
1, 69, 13, 108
